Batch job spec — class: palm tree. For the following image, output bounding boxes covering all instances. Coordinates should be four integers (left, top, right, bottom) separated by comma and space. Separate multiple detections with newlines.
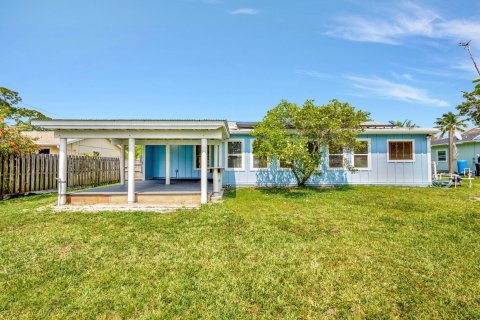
434, 112, 468, 174
388, 119, 419, 128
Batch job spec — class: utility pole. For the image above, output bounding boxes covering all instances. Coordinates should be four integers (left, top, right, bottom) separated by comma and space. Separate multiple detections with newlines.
459, 40, 480, 77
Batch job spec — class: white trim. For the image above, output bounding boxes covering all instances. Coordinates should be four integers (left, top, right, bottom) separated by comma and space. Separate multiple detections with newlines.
225, 139, 245, 171
363, 128, 438, 135
53, 129, 225, 140
200, 138, 208, 204
127, 138, 136, 203
427, 136, 432, 184
193, 145, 212, 170
387, 139, 416, 162
231, 128, 439, 135
249, 139, 269, 171
351, 138, 371, 170
165, 144, 170, 185
327, 145, 346, 170
436, 149, 447, 162
32, 119, 230, 137
276, 159, 291, 171
142, 145, 146, 181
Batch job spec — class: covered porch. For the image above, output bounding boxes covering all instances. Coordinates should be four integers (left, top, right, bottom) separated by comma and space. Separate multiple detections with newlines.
31, 120, 230, 207
67, 180, 215, 207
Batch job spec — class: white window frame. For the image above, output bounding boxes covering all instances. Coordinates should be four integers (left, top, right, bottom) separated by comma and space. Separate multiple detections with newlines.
387, 139, 415, 163
351, 138, 371, 170
275, 158, 291, 171
249, 139, 269, 171
437, 149, 447, 163
327, 144, 345, 170
193, 145, 212, 170
225, 139, 245, 171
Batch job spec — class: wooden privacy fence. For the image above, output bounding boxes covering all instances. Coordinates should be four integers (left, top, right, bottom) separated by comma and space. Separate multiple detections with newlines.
0, 154, 120, 197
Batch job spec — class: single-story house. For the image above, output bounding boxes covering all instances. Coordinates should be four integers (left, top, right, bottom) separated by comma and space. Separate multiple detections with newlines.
22, 131, 121, 157
431, 128, 480, 173
31, 119, 438, 207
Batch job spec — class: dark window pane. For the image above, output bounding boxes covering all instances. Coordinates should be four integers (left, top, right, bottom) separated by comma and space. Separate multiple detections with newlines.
355, 141, 368, 154
228, 155, 242, 168
389, 141, 413, 160
329, 155, 344, 168
329, 144, 343, 154
228, 141, 242, 154
279, 159, 290, 168
438, 151, 446, 161
195, 145, 211, 168
253, 156, 268, 168
354, 155, 368, 168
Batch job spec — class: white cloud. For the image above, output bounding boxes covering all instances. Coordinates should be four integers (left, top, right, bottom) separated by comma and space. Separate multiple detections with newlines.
450, 59, 479, 75
324, 2, 480, 47
229, 8, 258, 15
346, 75, 449, 107
295, 70, 329, 79
392, 72, 414, 81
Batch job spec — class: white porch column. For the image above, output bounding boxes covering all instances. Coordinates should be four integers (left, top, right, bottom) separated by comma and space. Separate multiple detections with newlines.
213, 144, 219, 195
201, 138, 208, 204
165, 144, 171, 185
58, 138, 68, 206
128, 138, 136, 204
218, 142, 223, 189
119, 145, 125, 185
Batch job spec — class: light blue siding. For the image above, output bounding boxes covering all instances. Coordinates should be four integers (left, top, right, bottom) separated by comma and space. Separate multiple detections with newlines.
145, 145, 214, 179
145, 133, 432, 186
432, 142, 480, 173
222, 133, 430, 187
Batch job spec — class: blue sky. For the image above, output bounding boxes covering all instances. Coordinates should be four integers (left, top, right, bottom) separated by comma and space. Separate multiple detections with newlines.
1, 0, 480, 127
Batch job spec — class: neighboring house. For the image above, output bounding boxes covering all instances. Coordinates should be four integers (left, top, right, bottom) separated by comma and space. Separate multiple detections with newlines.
22, 131, 121, 157
32, 119, 438, 206
431, 128, 480, 173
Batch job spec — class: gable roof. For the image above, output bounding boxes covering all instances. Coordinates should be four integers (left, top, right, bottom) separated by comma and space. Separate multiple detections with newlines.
431, 128, 480, 146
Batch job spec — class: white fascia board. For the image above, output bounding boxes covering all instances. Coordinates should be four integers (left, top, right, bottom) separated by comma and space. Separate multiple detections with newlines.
32, 120, 229, 135
110, 139, 223, 146
231, 128, 439, 135
362, 128, 439, 135
432, 140, 480, 147
53, 129, 225, 140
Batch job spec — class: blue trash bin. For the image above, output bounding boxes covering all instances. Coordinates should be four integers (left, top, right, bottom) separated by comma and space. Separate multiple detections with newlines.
457, 160, 468, 175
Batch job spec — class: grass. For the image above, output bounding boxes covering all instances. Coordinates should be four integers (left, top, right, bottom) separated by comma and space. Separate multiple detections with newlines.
1, 182, 480, 319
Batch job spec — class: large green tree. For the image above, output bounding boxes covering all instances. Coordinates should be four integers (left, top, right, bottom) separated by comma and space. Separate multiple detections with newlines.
0, 87, 50, 130
457, 89, 480, 126
252, 99, 370, 186
434, 112, 468, 174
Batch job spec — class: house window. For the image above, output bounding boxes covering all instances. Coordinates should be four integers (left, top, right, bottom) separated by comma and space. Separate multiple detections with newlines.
328, 144, 344, 168
388, 140, 414, 161
38, 148, 50, 154
226, 140, 244, 170
250, 140, 268, 170
353, 139, 370, 169
437, 150, 447, 162
278, 159, 291, 169
194, 145, 211, 170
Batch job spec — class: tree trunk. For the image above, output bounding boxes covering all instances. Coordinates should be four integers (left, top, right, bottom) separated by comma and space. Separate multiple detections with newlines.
449, 129, 454, 175
291, 165, 313, 187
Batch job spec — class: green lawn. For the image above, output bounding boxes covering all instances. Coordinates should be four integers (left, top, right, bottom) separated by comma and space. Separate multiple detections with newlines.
1, 182, 480, 319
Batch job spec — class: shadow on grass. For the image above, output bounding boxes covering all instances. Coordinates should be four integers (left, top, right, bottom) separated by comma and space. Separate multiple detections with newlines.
223, 190, 237, 199
257, 185, 353, 199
